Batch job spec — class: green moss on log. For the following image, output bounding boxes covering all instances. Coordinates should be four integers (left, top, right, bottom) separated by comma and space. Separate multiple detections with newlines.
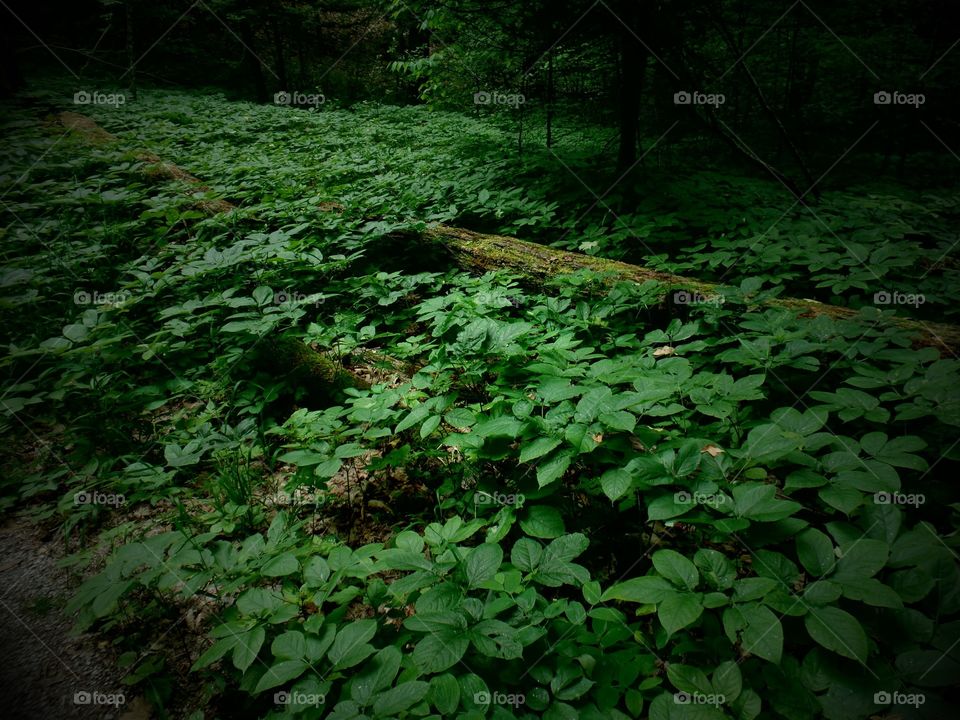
424, 225, 960, 356
266, 337, 371, 404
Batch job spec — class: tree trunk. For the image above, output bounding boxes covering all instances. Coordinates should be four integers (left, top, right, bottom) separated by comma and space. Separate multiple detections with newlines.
241, 25, 268, 102
126, 2, 138, 101
616, 5, 643, 171
546, 49, 554, 148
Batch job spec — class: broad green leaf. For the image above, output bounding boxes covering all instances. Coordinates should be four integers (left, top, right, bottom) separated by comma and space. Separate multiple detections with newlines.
653, 549, 699, 591
796, 529, 835, 576
600, 468, 632, 502
232, 625, 265, 672
262, 552, 299, 577
371, 680, 430, 715
511, 538, 543, 571
723, 603, 783, 664
602, 576, 675, 604
658, 592, 704, 635
537, 449, 574, 488
520, 506, 566, 538
520, 436, 563, 463
465, 543, 503, 587
804, 606, 868, 663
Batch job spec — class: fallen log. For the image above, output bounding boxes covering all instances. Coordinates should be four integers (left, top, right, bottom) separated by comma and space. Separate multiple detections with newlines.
50, 112, 376, 397
422, 226, 960, 356
56, 111, 234, 214
54, 111, 960, 356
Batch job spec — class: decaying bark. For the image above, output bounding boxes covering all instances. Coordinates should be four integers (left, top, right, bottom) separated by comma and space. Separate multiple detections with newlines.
423, 226, 960, 355
263, 337, 372, 402
56, 112, 235, 214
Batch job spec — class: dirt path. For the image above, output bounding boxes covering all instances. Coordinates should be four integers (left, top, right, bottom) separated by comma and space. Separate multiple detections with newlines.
0, 517, 146, 719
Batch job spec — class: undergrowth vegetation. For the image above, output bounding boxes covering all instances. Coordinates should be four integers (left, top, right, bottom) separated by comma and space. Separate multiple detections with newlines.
2, 85, 959, 719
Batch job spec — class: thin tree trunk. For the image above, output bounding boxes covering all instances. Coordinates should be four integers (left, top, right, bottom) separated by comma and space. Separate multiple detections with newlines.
125, 2, 137, 101
546, 49, 554, 148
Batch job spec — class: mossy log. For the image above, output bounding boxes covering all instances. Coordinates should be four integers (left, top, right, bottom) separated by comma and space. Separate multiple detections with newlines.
261, 337, 371, 403
423, 225, 960, 356
56, 112, 235, 214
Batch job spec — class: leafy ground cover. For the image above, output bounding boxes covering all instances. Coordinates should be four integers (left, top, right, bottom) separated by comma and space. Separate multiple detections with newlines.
1, 83, 959, 719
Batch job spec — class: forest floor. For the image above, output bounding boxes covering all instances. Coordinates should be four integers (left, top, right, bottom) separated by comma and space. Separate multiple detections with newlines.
0, 517, 135, 718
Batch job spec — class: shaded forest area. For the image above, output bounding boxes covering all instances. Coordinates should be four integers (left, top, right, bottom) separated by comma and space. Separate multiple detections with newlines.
1, 1, 959, 719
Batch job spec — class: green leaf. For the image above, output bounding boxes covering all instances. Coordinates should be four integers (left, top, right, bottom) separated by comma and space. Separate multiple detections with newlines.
804, 606, 868, 663
272, 631, 306, 660
429, 674, 461, 716
520, 506, 566, 538
723, 603, 783, 664
733, 483, 802, 522
694, 549, 736, 590
658, 592, 704, 635
420, 414, 442, 438
232, 625, 265, 672
372, 680, 430, 715
520, 436, 563, 463
413, 633, 469, 673
711, 661, 742, 703
796, 529, 835, 576
396, 402, 433, 433
262, 552, 299, 577
511, 538, 543, 572
191, 637, 236, 671
835, 539, 889, 579
600, 468, 632, 502
351, 646, 402, 706
475, 415, 524, 438
328, 620, 377, 669
602, 576, 675, 603
538, 377, 581, 403
653, 549, 699, 591
838, 577, 903, 608
465, 543, 503, 588
600, 410, 637, 432
574, 386, 614, 422
537, 449, 574, 488
667, 664, 713, 695
444, 408, 477, 428
254, 659, 309, 693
